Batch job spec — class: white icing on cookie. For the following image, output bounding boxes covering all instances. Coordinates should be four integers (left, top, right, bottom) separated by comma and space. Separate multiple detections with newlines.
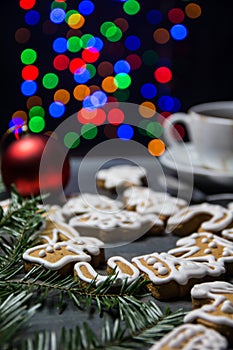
184, 281, 233, 328
123, 186, 187, 217
221, 227, 233, 241
132, 252, 224, 286
71, 236, 104, 256
96, 164, 147, 189
69, 210, 164, 244
167, 203, 233, 233
62, 193, 123, 219
23, 241, 91, 270
69, 210, 163, 231
148, 324, 228, 350
74, 261, 109, 287
74, 256, 140, 287
107, 256, 140, 285
168, 232, 233, 267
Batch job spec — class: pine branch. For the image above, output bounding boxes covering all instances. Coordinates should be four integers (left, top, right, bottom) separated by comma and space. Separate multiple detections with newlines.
15, 306, 185, 350
0, 291, 40, 349
0, 189, 45, 282
1, 266, 150, 315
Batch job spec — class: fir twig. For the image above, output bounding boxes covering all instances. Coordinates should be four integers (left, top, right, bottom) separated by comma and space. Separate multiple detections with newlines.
0, 291, 40, 349
16, 307, 185, 350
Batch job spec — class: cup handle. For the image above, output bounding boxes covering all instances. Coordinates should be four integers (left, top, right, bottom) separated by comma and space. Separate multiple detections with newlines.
162, 112, 191, 147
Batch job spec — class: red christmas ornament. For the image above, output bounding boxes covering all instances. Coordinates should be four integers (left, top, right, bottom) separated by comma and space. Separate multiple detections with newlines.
1, 134, 70, 197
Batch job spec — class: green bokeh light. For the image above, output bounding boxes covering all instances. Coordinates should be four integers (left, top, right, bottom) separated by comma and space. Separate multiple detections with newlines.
29, 106, 45, 119
86, 64, 96, 79
42, 73, 59, 89
100, 22, 115, 36
81, 34, 94, 48
146, 121, 163, 138
28, 116, 45, 133
67, 36, 82, 52
123, 0, 141, 15
51, 1, 67, 10
106, 26, 122, 42
114, 73, 131, 89
21, 49, 37, 65
81, 124, 98, 140
64, 131, 80, 149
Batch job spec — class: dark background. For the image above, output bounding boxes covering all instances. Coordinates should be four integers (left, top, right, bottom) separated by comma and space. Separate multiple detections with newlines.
1, 1, 233, 146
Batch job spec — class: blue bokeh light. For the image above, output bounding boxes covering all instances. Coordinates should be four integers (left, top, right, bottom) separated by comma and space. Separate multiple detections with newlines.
170, 24, 188, 40
117, 124, 134, 140
49, 101, 65, 118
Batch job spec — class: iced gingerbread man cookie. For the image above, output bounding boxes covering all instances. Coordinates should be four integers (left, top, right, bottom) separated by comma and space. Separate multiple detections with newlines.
131, 251, 224, 300
123, 186, 187, 222
74, 255, 140, 288
148, 323, 228, 350
61, 193, 123, 220
168, 232, 233, 274
184, 281, 233, 345
166, 203, 233, 236
96, 164, 147, 193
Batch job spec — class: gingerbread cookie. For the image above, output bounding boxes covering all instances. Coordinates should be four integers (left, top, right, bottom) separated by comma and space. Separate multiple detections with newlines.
184, 281, 233, 345
131, 252, 224, 299
23, 233, 105, 275
168, 232, 233, 274
96, 164, 147, 193
123, 186, 187, 221
62, 193, 123, 220
74, 255, 140, 287
69, 210, 164, 245
23, 240, 92, 276
148, 323, 228, 350
166, 203, 233, 236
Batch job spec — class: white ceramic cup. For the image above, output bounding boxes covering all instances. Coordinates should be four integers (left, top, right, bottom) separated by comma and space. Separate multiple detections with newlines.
163, 101, 233, 171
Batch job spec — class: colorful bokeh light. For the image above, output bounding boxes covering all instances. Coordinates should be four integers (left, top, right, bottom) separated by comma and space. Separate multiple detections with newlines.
11, 0, 202, 154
